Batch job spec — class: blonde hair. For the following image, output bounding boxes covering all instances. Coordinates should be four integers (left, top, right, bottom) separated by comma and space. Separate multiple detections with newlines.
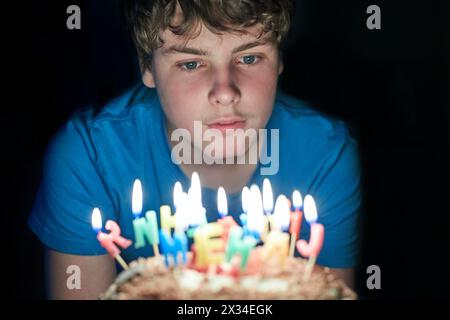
123, 0, 295, 71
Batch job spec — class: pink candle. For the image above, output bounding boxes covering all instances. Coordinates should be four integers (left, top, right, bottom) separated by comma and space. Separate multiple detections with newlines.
296, 223, 324, 257
218, 216, 238, 242
294, 195, 324, 280
217, 186, 238, 242
97, 220, 132, 257
92, 208, 132, 270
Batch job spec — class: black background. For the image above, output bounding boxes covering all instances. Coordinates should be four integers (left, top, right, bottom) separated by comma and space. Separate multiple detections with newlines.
5, 0, 450, 300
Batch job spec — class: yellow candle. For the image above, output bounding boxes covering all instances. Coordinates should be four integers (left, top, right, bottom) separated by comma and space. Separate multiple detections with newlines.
259, 215, 271, 243
261, 230, 289, 263
160, 205, 176, 234
194, 223, 225, 268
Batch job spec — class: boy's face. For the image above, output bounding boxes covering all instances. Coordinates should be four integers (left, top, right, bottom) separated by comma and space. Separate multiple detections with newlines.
143, 21, 283, 161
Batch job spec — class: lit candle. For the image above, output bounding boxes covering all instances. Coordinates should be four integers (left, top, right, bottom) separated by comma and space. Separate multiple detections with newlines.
289, 190, 303, 257
271, 195, 290, 232
131, 179, 160, 255
217, 187, 238, 242
239, 186, 250, 236
262, 178, 274, 215
225, 226, 257, 271
193, 222, 225, 269
175, 191, 190, 233
246, 185, 266, 241
91, 208, 132, 270
262, 231, 289, 263
173, 181, 188, 235
190, 172, 202, 205
173, 181, 183, 211
159, 186, 189, 267
187, 172, 207, 236
296, 195, 324, 281
174, 191, 190, 264
159, 180, 184, 236
159, 229, 188, 267
159, 203, 177, 267
217, 187, 227, 219
241, 186, 250, 214
160, 205, 176, 235
261, 195, 290, 263
261, 179, 274, 241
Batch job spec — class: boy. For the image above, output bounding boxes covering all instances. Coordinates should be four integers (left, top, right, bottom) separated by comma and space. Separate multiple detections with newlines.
29, 0, 361, 299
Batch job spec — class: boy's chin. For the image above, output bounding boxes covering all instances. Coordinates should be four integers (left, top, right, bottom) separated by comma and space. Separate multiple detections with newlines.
197, 142, 259, 165
204, 150, 247, 164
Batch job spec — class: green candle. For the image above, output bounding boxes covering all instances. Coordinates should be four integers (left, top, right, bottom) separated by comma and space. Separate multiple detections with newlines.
225, 226, 257, 271
133, 210, 160, 250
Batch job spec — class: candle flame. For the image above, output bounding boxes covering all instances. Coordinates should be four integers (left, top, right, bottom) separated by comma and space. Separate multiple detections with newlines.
173, 181, 183, 210
249, 185, 263, 215
91, 208, 102, 231
273, 195, 291, 231
188, 195, 207, 227
187, 173, 207, 227
241, 186, 250, 213
247, 185, 265, 234
190, 172, 202, 205
217, 186, 228, 218
304, 195, 318, 224
132, 179, 143, 216
262, 178, 274, 214
292, 190, 302, 210
175, 192, 190, 232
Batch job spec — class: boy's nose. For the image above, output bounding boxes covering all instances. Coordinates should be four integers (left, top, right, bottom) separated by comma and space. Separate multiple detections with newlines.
208, 72, 241, 107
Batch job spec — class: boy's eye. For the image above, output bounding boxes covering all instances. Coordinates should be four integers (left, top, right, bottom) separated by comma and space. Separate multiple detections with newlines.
178, 61, 201, 71
238, 55, 261, 65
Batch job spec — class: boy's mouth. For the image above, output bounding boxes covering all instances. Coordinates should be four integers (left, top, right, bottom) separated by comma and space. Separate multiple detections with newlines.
207, 117, 246, 132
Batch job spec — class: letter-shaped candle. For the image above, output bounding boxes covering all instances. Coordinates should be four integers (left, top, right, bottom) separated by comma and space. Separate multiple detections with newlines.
91, 208, 132, 270
296, 195, 324, 281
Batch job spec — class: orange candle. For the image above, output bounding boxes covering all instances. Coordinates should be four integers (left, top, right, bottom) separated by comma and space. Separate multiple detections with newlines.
289, 190, 303, 257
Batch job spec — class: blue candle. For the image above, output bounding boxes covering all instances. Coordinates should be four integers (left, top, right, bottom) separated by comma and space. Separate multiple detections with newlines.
159, 230, 188, 267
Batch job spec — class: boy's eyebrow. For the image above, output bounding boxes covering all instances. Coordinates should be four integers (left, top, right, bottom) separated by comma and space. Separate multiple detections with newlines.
161, 40, 271, 56
232, 40, 271, 53
162, 46, 209, 56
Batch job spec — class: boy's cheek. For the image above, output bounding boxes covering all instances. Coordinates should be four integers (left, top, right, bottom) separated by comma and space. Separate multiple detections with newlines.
165, 107, 205, 134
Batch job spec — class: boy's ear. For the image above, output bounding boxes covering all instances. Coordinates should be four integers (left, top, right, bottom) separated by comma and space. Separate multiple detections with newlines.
142, 69, 156, 88
278, 60, 284, 75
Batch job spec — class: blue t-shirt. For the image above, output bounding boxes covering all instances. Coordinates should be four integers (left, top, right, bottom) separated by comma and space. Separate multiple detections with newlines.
29, 84, 361, 269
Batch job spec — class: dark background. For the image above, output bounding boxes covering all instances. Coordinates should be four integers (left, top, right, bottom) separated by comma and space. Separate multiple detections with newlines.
5, 0, 449, 300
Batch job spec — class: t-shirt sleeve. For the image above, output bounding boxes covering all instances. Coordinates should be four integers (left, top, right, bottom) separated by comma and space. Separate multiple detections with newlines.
310, 123, 362, 269
28, 117, 115, 255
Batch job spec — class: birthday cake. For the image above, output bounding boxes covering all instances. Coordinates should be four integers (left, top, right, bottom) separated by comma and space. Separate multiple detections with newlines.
95, 174, 357, 300
100, 249, 356, 300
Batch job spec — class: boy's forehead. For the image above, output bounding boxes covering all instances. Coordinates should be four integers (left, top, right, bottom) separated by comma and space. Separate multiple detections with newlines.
158, 23, 275, 53
156, 1, 276, 53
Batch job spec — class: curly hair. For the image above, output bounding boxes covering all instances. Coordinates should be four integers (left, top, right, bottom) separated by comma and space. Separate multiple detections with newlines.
122, 0, 295, 71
